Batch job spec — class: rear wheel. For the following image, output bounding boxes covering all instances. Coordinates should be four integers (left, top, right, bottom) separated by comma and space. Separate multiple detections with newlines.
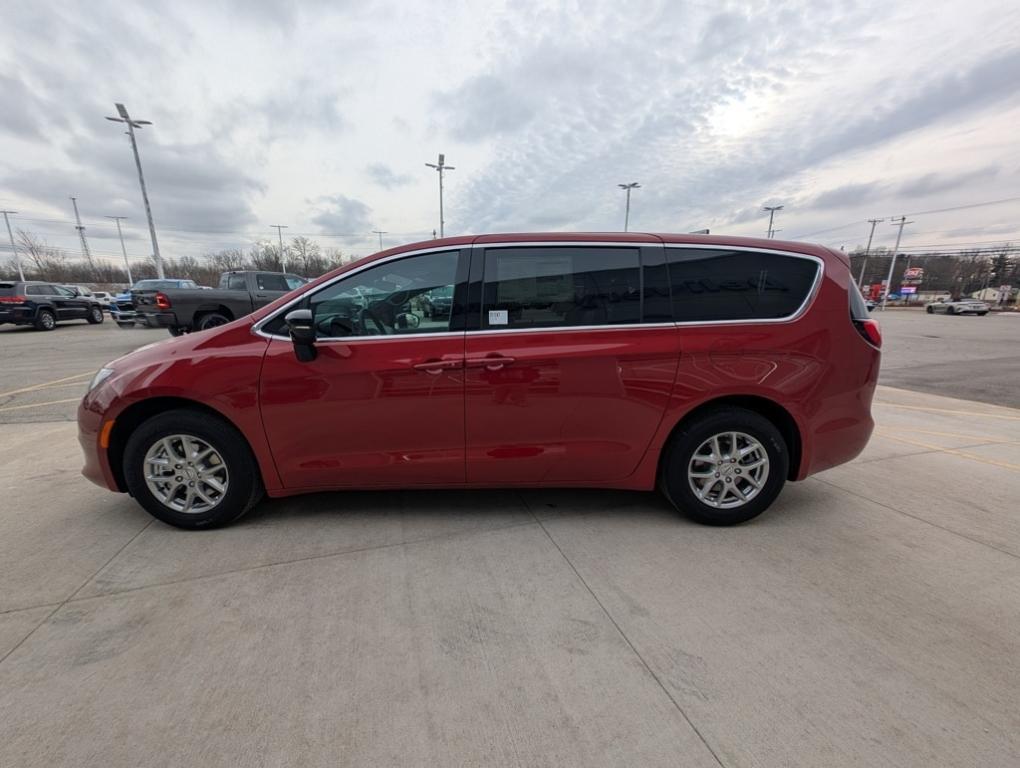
926, 306, 934, 314
123, 409, 263, 529
34, 309, 56, 331
86, 306, 104, 324
661, 407, 789, 526
196, 312, 230, 331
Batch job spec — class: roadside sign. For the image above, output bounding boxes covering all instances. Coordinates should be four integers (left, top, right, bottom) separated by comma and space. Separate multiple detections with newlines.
899, 286, 917, 294
903, 267, 924, 280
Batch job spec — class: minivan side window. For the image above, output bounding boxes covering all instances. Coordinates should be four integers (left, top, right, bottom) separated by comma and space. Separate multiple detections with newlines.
273, 250, 459, 338
481, 247, 640, 330
666, 249, 819, 322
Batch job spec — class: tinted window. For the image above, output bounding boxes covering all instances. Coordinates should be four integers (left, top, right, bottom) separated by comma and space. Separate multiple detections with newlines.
55, 286, 76, 297
26, 285, 54, 295
226, 274, 247, 291
268, 250, 459, 338
667, 249, 819, 322
256, 273, 291, 292
481, 247, 640, 329
848, 281, 870, 320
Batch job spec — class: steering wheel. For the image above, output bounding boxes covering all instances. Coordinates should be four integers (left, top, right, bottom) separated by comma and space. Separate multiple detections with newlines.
359, 306, 389, 335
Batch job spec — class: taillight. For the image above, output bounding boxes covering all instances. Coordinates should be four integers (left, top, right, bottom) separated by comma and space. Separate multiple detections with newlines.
155, 292, 171, 310
854, 319, 882, 348
0, 295, 27, 304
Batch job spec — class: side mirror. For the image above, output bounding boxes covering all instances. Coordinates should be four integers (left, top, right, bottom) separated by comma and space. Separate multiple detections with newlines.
285, 309, 317, 362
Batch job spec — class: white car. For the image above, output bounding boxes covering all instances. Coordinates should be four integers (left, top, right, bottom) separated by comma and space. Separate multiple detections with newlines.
925, 298, 989, 315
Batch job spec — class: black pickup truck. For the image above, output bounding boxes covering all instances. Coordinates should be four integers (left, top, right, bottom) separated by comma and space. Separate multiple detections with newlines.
134, 270, 307, 334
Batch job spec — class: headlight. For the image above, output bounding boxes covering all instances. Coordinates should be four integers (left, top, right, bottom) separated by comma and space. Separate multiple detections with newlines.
87, 367, 115, 393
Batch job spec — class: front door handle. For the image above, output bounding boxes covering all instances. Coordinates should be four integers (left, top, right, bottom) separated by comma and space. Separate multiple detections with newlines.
465, 355, 516, 371
412, 359, 462, 375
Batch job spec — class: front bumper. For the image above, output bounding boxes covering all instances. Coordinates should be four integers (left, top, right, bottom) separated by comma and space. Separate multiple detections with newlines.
78, 399, 120, 492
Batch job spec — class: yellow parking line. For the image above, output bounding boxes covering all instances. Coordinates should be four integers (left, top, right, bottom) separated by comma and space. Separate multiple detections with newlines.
874, 402, 1020, 421
877, 432, 1020, 472
0, 398, 81, 413
0, 372, 92, 399
876, 427, 1017, 443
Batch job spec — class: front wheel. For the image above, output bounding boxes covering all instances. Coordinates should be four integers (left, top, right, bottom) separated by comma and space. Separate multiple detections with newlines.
661, 407, 789, 526
123, 409, 263, 529
926, 306, 934, 314
86, 306, 104, 324
167, 326, 186, 337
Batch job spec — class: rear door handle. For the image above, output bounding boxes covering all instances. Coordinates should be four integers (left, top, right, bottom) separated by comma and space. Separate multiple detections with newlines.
465, 355, 516, 371
412, 359, 463, 375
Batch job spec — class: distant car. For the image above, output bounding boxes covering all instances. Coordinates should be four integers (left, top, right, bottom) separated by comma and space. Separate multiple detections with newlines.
92, 291, 114, 309
0, 280, 105, 330
925, 298, 989, 316
111, 278, 200, 327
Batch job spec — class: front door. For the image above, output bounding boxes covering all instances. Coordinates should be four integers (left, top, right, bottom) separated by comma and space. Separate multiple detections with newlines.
52, 285, 89, 319
259, 248, 468, 489
464, 244, 679, 484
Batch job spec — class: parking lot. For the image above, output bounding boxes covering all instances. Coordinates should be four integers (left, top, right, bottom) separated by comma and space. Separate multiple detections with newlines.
1, 311, 1018, 766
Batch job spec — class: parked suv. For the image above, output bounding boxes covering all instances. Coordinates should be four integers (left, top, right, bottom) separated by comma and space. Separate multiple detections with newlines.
0, 281, 105, 330
79, 233, 881, 529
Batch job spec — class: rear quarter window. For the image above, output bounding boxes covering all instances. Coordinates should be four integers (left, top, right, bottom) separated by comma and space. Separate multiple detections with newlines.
666, 249, 819, 322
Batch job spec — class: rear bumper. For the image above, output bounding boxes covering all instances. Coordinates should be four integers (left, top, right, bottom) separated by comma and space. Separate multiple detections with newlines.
0, 308, 35, 324
139, 311, 179, 328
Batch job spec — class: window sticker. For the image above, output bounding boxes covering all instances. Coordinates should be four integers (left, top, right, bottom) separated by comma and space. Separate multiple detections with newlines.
488, 309, 509, 325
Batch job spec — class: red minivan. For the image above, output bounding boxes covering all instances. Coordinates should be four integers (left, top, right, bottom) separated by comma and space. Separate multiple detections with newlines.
79, 233, 880, 529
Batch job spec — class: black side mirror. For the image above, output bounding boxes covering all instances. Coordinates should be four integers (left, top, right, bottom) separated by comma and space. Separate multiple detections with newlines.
285, 309, 317, 362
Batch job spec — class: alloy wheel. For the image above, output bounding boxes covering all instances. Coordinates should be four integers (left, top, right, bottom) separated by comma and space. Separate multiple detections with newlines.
687, 431, 770, 509
143, 434, 230, 514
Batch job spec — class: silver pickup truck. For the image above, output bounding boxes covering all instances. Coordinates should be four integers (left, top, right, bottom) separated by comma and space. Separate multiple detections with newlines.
133, 270, 307, 335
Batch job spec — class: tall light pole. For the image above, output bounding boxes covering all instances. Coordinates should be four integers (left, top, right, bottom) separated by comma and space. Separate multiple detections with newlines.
880, 216, 912, 311
270, 225, 288, 272
371, 230, 388, 250
425, 153, 455, 238
618, 182, 640, 231
105, 103, 164, 279
70, 197, 96, 276
105, 216, 133, 284
1, 210, 24, 281
763, 205, 783, 238
858, 217, 884, 287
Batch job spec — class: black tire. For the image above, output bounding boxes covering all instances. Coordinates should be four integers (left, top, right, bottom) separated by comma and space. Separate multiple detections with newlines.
978, 312, 988, 316
86, 306, 104, 324
34, 308, 56, 331
123, 409, 264, 529
196, 312, 230, 331
947, 306, 955, 315
660, 407, 789, 526
167, 326, 186, 337
926, 306, 934, 314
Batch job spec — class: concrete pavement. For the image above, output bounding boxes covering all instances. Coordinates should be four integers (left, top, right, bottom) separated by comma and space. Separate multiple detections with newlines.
1, 386, 1018, 766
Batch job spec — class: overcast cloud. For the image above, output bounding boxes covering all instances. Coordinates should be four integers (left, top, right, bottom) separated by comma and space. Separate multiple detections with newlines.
1, 0, 1018, 266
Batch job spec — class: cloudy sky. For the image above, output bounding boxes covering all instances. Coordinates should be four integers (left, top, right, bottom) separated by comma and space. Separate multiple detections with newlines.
1, 0, 1019, 269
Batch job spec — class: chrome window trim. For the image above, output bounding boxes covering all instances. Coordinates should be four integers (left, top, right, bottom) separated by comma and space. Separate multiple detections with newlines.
662, 243, 824, 327
252, 244, 465, 341
253, 240, 826, 341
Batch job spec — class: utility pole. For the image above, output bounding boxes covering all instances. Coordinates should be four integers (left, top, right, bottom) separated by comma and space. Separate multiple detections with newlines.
762, 205, 783, 238
105, 103, 164, 278
1, 210, 24, 281
881, 216, 912, 311
70, 197, 96, 276
425, 153, 455, 238
371, 230, 387, 250
858, 217, 884, 287
270, 225, 288, 272
617, 182, 640, 231
105, 216, 133, 284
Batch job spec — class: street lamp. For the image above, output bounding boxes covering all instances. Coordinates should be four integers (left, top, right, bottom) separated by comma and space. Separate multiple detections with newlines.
425, 154, 455, 238
105, 103, 164, 279
762, 205, 783, 239
618, 182, 640, 232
